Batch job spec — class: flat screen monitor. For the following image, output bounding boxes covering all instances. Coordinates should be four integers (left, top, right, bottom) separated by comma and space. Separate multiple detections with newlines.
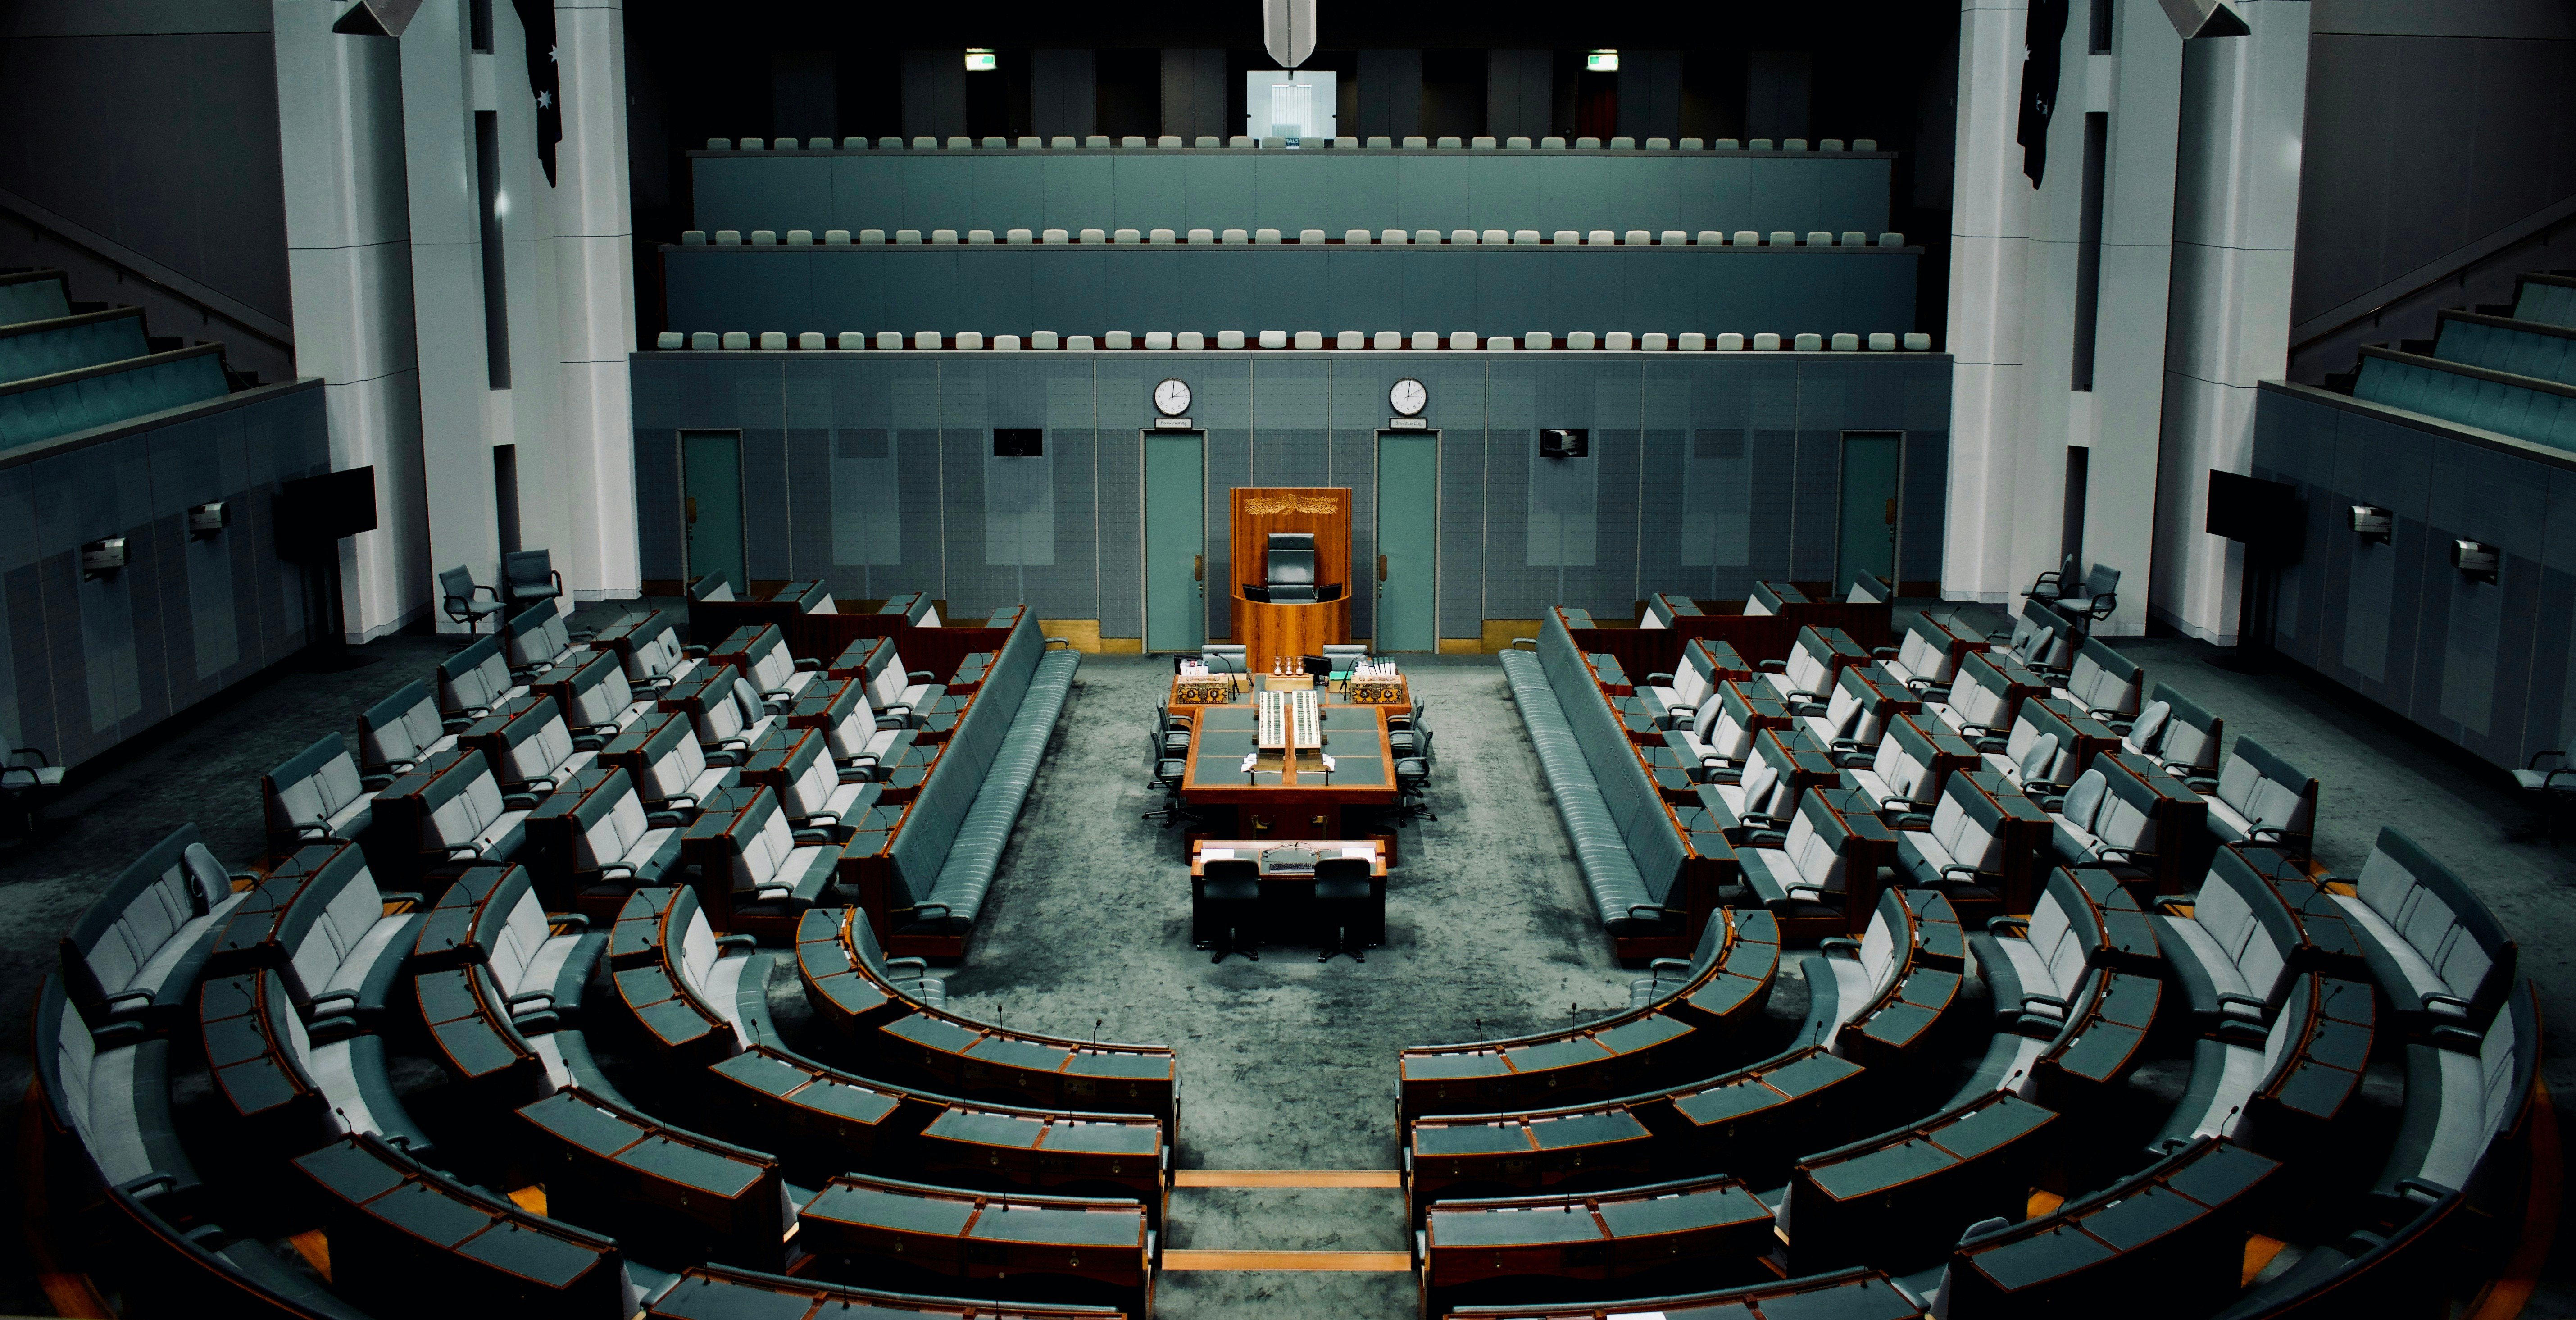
278, 466, 379, 546
2205, 469, 2297, 549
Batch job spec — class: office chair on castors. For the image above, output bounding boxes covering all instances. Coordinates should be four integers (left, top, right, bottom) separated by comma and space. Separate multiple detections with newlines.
1195, 858, 1262, 962
1391, 727, 1437, 822
1143, 731, 1198, 828
1154, 702, 1194, 756
1311, 856, 1380, 962
1387, 699, 1429, 757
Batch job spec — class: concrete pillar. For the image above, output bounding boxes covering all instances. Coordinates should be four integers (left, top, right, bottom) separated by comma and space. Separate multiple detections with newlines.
554, 0, 641, 601
1942, 0, 2033, 608
397, 0, 501, 632
272, 0, 428, 640
554, 0, 644, 598
2152, 0, 2311, 642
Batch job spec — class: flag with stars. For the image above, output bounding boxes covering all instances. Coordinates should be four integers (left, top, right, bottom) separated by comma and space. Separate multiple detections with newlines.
512, 0, 562, 184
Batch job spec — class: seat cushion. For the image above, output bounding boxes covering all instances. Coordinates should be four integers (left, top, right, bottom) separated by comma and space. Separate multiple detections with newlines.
2152, 912, 2259, 1022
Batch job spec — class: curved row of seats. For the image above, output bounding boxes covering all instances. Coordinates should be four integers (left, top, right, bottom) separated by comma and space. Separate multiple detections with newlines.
30, 596, 1165, 1319
707, 133, 1886, 153
0, 268, 236, 451
682, 226, 1907, 246
656, 328, 1940, 352
1432, 589, 2540, 1318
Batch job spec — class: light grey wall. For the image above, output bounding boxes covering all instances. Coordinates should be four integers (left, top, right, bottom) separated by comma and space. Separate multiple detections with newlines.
2290, 0, 2576, 323
0, 0, 291, 325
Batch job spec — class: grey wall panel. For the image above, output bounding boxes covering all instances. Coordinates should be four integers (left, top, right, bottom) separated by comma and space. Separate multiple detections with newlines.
900, 50, 968, 140
1358, 50, 1423, 141
690, 149, 1898, 239
2528, 465, 2576, 760
1030, 49, 1098, 141
625, 353, 1952, 646
742, 428, 791, 580
1488, 50, 1554, 141
0, 382, 321, 769
1162, 49, 1229, 142
663, 247, 1924, 342
1617, 52, 1685, 142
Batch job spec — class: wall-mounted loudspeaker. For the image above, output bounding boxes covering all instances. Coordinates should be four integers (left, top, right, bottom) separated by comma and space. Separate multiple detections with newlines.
81, 537, 128, 579
1540, 429, 1589, 459
189, 501, 230, 539
2452, 539, 2499, 584
2349, 505, 2390, 544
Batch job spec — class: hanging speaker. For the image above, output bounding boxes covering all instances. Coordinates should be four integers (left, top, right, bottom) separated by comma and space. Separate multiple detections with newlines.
2154, 0, 2250, 38
332, 0, 427, 36
1262, 0, 1317, 70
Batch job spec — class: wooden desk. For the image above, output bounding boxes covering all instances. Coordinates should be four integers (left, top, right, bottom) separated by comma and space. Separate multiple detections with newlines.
1177, 698, 1396, 836
1170, 674, 1241, 706
1187, 838, 1388, 879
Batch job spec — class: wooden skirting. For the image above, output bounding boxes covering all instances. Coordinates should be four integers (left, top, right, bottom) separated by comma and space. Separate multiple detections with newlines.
1477, 619, 1544, 652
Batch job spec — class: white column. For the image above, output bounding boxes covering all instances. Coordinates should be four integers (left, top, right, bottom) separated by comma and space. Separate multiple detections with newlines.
554, 0, 641, 601
399, 0, 503, 632
272, 0, 428, 641
1942, 0, 2032, 605
2153, 0, 2310, 642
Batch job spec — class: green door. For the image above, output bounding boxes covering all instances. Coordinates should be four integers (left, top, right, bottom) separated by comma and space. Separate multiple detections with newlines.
1835, 432, 1902, 596
1143, 430, 1205, 653
681, 430, 745, 593
1376, 431, 1440, 651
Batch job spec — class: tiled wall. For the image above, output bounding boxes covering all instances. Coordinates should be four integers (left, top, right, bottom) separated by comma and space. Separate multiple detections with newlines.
0, 381, 332, 769
632, 351, 1952, 641
2254, 382, 2576, 771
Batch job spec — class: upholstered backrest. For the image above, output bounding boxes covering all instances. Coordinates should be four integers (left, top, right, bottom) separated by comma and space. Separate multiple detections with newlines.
438, 635, 512, 713
1786, 631, 1833, 693
2199, 851, 2297, 1003
67, 826, 230, 1003
628, 619, 689, 682
2150, 685, 2221, 773
1819, 672, 1865, 738
674, 892, 720, 1001
786, 744, 836, 817
1711, 688, 1761, 760
1787, 794, 1849, 893
2358, 828, 2511, 1011
360, 681, 447, 769
2058, 769, 2108, 832
867, 650, 913, 710
504, 605, 569, 671
2123, 702, 2170, 757
500, 706, 576, 780
562, 654, 635, 728
2091, 769, 2159, 852
1931, 779, 2005, 872
282, 851, 384, 1000
266, 735, 366, 835
635, 739, 689, 804
422, 760, 504, 847
1692, 692, 1726, 738
2217, 738, 2317, 836
485, 880, 551, 988
730, 799, 796, 891
1858, 898, 1899, 993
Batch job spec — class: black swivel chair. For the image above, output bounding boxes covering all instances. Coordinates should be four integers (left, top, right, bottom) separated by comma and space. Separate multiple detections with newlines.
1391, 727, 1436, 823
1154, 702, 1194, 757
1311, 856, 1381, 963
504, 549, 566, 610
1143, 731, 1196, 828
1387, 699, 1429, 758
1195, 859, 1262, 962
1265, 533, 1318, 603
440, 565, 505, 633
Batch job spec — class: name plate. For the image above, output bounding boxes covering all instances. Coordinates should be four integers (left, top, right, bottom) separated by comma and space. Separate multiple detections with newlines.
1387, 417, 1428, 429
1154, 417, 1194, 429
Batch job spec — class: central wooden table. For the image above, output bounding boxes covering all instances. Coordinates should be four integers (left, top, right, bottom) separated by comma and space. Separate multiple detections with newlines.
1177, 696, 1396, 836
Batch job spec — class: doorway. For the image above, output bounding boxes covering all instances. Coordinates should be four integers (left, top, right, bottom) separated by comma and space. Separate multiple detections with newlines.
1835, 432, 1902, 595
1143, 429, 1206, 653
1375, 430, 1440, 651
681, 430, 745, 594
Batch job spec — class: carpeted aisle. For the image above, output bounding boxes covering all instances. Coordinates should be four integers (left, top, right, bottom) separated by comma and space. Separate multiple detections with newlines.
939, 653, 1637, 1319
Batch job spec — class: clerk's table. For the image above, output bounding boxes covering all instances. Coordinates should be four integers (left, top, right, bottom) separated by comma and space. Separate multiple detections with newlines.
1176, 689, 1396, 836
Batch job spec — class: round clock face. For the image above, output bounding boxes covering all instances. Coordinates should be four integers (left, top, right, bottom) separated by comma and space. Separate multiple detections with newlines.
1390, 378, 1428, 416
1154, 378, 1192, 416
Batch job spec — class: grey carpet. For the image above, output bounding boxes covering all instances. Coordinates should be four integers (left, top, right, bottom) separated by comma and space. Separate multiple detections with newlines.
3, 604, 2572, 1317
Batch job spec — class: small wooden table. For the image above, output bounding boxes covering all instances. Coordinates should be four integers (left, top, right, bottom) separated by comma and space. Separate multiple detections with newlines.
1171, 674, 1241, 706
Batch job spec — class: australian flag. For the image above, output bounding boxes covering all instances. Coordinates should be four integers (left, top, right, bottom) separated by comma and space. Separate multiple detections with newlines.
511, 0, 561, 184
2017, 0, 2068, 187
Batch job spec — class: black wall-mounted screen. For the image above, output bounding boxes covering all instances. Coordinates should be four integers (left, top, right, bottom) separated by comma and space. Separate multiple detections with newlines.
277, 467, 380, 550
994, 428, 1044, 457
2205, 469, 2298, 548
